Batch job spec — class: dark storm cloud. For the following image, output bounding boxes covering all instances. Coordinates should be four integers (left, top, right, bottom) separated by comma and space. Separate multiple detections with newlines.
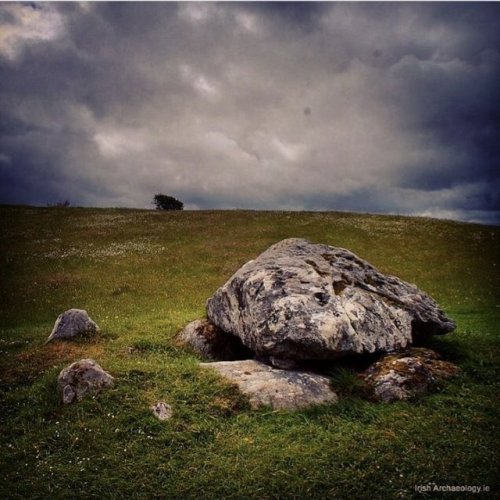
0, 2, 499, 224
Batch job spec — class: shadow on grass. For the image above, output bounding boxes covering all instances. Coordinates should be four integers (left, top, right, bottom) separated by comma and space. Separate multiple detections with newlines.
417, 336, 468, 364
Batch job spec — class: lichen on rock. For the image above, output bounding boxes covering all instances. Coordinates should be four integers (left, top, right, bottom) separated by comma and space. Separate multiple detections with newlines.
361, 348, 459, 402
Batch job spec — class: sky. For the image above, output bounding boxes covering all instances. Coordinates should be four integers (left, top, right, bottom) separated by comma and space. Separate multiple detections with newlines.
0, 2, 499, 225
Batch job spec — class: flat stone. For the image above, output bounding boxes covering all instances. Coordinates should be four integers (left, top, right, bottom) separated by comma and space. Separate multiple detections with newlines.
200, 359, 337, 410
207, 238, 455, 361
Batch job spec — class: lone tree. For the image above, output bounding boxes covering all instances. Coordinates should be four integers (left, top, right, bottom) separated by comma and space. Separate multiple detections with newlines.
153, 194, 184, 211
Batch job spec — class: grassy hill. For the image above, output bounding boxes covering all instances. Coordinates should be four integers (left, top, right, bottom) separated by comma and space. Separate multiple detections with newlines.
0, 206, 499, 499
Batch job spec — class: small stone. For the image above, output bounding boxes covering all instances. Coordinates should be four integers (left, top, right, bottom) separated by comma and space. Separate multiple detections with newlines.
176, 318, 252, 361
200, 359, 337, 410
62, 385, 76, 405
46, 309, 99, 344
268, 357, 299, 370
151, 402, 173, 421
57, 359, 114, 404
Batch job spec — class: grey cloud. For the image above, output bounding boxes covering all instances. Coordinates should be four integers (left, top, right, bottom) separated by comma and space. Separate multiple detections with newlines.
0, 2, 499, 224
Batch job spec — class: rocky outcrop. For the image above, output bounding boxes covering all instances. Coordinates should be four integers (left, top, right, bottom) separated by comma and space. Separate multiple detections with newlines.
360, 348, 459, 402
46, 309, 99, 344
57, 359, 114, 404
176, 319, 252, 361
200, 359, 337, 410
206, 238, 455, 362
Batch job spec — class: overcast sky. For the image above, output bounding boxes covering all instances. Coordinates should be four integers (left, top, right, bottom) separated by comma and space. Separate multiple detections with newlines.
1, 2, 499, 224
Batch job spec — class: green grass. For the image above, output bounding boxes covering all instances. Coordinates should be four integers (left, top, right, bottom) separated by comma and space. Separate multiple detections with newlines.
0, 206, 498, 499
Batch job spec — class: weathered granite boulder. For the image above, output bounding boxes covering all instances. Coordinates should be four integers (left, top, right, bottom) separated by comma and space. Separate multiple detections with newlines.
57, 359, 114, 404
46, 309, 99, 344
200, 359, 337, 410
361, 348, 459, 402
176, 319, 252, 361
206, 238, 455, 361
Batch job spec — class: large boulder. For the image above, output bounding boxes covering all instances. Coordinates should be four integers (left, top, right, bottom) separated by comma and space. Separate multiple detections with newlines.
57, 359, 114, 404
46, 309, 99, 344
207, 238, 455, 361
361, 348, 459, 402
200, 359, 337, 410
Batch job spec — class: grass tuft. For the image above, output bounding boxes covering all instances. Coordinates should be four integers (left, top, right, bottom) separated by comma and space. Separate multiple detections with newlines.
328, 367, 372, 399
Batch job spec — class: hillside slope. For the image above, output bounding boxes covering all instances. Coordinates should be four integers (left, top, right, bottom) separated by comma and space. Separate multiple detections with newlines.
1, 206, 499, 498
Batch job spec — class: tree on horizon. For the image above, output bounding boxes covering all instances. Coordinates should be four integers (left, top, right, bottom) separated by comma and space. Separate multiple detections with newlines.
153, 194, 184, 211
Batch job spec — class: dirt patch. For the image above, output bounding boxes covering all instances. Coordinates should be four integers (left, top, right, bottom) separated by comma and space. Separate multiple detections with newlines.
0, 342, 105, 384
